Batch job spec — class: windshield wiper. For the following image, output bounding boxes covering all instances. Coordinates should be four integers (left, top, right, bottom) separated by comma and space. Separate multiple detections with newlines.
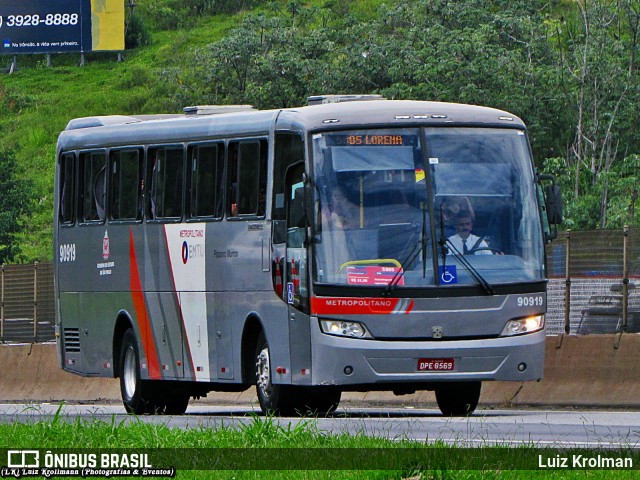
439, 238, 495, 295
385, 206, 429, 295
438, 206, 494, 295
384, 239, 422, 295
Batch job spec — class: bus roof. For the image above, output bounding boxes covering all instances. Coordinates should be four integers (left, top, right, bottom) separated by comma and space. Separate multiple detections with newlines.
57, 100, 525, 151
279, 99, 525, 132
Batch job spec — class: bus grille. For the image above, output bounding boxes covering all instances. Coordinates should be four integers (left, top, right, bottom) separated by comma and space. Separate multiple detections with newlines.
63, 328, 81, 353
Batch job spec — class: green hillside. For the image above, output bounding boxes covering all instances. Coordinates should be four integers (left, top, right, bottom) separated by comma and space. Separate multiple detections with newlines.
0, 8, 242, 261
0, 0, 380, 262
1, 0, 639, 262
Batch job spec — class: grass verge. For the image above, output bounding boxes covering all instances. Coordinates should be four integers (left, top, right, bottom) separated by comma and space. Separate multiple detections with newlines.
0, 407, 637, 479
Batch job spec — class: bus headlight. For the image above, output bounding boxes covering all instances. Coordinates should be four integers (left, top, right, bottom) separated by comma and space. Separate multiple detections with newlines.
320, 320, 372, 338
501, 315, 544, 336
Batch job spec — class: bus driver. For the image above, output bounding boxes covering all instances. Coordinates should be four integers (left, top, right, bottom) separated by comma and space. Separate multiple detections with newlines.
447, 212, 492, 255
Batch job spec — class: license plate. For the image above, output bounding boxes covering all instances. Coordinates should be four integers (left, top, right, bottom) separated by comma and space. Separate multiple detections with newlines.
417, 358, 455, 371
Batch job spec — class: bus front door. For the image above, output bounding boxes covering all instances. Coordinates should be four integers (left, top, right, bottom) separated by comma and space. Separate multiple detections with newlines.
285, 164, 312, 386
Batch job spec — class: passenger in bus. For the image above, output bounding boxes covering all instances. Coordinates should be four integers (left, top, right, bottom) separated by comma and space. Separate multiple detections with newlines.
321, 187, 355, 230
316, 187, 354, 278
447, 212, 492, 255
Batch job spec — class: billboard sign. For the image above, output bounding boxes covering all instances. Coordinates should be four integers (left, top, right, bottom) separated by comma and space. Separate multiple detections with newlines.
0, 0, 124, 54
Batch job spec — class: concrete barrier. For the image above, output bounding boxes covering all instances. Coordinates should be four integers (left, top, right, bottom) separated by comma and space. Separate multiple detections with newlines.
2, 335, 639, 407
0, 343, 120, 402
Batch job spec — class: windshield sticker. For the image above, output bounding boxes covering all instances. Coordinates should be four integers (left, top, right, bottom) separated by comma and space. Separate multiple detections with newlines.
287, 282, 295, 304
346, 266, 404, 286
429, 157, 439, 164
439, 265, 458, 285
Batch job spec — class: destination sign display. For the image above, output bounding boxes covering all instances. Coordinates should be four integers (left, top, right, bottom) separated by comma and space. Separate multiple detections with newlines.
346, 135, 405, 145
330, 134, 418, 147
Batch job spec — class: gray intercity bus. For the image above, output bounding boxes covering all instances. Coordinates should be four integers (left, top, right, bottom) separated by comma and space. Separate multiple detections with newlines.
54, 96, 560, 416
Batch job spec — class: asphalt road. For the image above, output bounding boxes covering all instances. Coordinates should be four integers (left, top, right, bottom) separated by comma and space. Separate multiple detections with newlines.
2, 403, 639, 448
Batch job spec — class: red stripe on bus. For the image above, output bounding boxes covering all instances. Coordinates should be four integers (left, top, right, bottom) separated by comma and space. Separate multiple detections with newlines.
406, 299, 415, 313
311, 297, 413, 315
129, 228, 162, 379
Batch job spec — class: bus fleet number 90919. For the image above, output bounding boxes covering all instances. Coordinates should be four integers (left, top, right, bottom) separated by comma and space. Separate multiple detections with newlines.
517, 295, 544, 307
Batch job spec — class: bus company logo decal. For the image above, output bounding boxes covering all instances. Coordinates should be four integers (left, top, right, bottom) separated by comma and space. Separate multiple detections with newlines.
97, 230, 114, 276
177, 228, 205, 265
102, 230, 110, 260
181, 241, 204, 265
182, 241, 188, 264
311, 297, 414, 315
179, 228, 204, 238
164, 224, 206, 288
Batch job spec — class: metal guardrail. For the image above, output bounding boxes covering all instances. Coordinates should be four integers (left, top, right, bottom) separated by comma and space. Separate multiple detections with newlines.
545, 226, 640, 336
0, 262, 55, 343
2, 227, 640, 343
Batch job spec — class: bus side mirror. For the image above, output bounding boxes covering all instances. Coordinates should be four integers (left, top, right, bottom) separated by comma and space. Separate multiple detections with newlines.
544, 184, 563, 225
538, 173, 563, 243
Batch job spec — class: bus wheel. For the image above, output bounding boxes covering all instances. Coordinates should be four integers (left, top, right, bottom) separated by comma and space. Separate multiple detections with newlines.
255, 331, 295, 415
302, 387, 341, 415
435, 381, 481, 417
119, 328, 156, 415
163, 395, 189, 415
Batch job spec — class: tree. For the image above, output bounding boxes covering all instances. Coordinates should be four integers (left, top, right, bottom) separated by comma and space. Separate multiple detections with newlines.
0, 148, 33, 264
191, 0, 640, 229
554, 0, 640, 227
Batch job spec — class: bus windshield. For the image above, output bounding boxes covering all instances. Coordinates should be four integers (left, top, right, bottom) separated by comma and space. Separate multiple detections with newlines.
311, 127, 544, 289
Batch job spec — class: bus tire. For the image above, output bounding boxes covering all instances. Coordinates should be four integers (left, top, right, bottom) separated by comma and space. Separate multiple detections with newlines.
119, 328, 157, 415
435, 381, 481, 417
163, 391, 190, 415
301, 387, 341, 415
255, 331, 296, 415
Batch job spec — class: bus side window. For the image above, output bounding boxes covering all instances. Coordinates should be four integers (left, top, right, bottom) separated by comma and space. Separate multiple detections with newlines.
94, 167, 106, 220
59, 153, 75, 225
286, 163, 306, 248
79, 151, 107, 223
272, 133, 304, 222
227, 139, 267, 218
110, 149, 143, 221
147, 147, 184, 220
188, 143, 224, 219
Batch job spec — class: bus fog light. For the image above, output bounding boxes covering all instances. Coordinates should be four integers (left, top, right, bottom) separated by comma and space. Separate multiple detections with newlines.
501, 315, 544, 336
344, 366, 354, 375
320, 320, 372, 338
518, 363, 527, 372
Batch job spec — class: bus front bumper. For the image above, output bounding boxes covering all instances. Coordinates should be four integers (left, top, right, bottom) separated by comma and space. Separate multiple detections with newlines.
310, 327, 545, 387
